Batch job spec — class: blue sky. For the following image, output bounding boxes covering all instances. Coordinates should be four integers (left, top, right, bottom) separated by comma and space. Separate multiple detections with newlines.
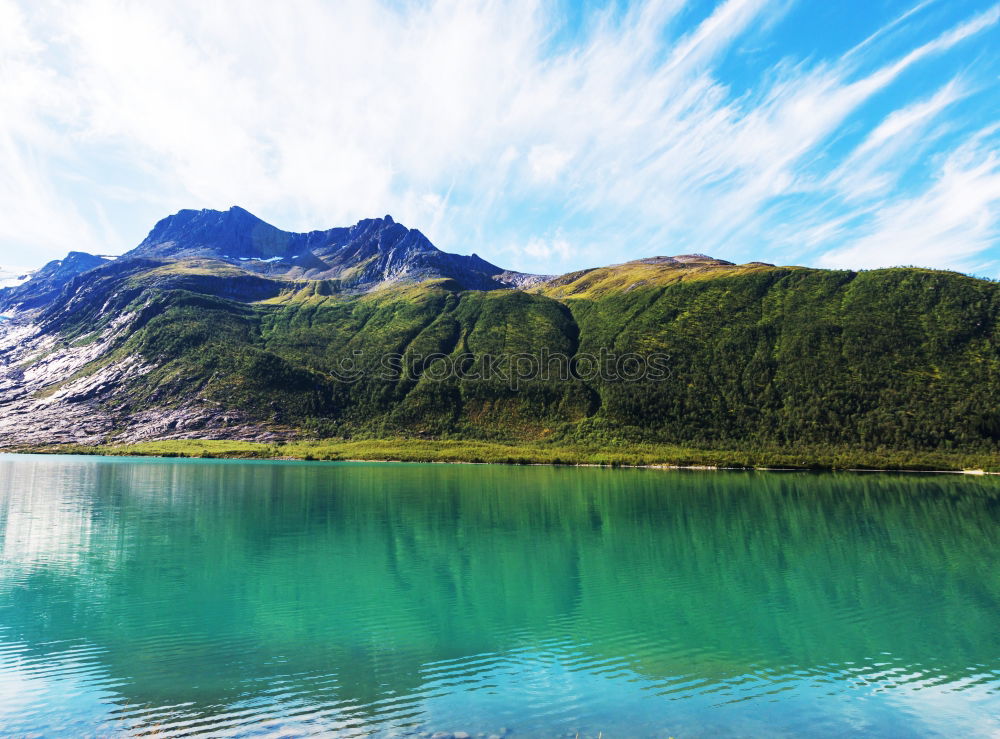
0, 0, 998, 281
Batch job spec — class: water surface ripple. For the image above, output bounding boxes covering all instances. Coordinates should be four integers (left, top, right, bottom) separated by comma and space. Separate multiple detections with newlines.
0, 455, 998, 737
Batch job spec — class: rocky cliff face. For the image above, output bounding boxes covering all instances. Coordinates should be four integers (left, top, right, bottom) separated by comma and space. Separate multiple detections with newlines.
0, 310, 281, 446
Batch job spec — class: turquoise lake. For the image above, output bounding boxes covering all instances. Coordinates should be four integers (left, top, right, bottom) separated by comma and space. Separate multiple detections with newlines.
0, 455, 998, 737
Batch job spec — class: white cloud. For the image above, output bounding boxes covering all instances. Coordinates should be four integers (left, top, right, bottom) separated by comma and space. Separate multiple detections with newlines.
0, 0, 997, 274
527, 145, 574, 184
819, 134, 1000, 272
829, 80, 966, 203
520, 236, 574, 263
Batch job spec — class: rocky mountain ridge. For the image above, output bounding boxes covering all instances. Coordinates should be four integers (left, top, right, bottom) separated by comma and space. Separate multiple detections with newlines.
125, 206, 541, 291
1, 207, 550, 312
0, 207, 751, 314
0, 251, 114, 312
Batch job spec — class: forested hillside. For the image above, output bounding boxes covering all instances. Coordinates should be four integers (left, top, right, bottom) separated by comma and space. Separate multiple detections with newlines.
1, 208, 998, 465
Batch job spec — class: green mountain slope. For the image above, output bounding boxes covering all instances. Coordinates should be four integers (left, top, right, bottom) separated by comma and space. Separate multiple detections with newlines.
1, 209, 998, 465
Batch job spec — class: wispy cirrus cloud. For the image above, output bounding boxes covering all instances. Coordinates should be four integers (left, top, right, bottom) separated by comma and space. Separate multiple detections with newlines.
819, 130, 1000, 272
0, 0, 997, 275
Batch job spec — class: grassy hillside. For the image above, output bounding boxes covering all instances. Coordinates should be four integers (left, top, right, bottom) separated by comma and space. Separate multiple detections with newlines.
16, 257, 1000, 462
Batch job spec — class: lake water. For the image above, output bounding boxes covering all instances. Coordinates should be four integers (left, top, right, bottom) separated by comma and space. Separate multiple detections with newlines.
0, 455, 998, 737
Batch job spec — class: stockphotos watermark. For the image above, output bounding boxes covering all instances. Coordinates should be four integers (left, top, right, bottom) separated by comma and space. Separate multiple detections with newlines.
327, 348, 671, 389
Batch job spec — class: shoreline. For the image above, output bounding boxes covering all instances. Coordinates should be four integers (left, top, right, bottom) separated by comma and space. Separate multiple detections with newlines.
2, 439, 997, 475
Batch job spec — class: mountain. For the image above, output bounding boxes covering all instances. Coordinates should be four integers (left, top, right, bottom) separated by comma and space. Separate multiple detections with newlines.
123, 206, 536, 290
1, 207, 998, 464
0, 251, 113, 311
0, 266, 37, 290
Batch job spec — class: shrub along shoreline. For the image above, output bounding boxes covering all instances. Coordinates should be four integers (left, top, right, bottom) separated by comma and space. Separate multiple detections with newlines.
4, 438, 998, 473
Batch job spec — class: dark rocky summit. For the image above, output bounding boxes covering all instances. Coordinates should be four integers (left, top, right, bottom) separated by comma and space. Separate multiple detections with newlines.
124, 206, 535, 290
127, 206, 294, 261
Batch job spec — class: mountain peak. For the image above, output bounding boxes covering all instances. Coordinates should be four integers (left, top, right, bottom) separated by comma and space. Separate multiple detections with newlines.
117, 207, 524, 291
130, 208, 427, 263
129, 206, 288, 260
0, 251, 111, 311
626, 254, 734, 267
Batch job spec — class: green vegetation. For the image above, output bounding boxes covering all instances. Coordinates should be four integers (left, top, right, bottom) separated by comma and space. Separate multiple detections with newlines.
11, 438, 999, 472
534, 258, 786, 298
17, 256, 1000, 467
